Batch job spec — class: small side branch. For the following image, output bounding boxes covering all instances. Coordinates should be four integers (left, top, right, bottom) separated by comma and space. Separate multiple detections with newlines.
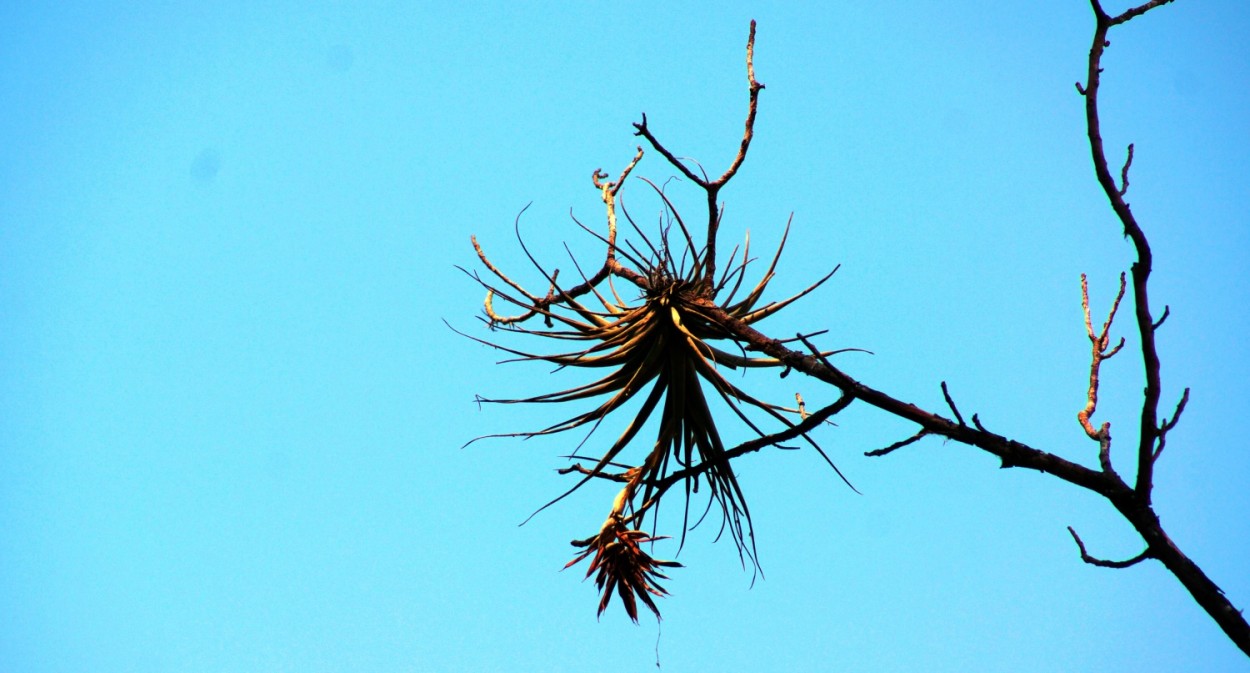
592, 145, 645, 197
1067, 526, 1151, 569
1153, 305, 1170, 330
633, 114, 706, 188
1078, 272, 1127, 473
642, 393, 853, 508
941, 381, 966, 426
971, 413, 987, 433
1102, 0, 1176, 26
558, 464, 632, 483
865, 430, 929, 458
1153, 387, 1190, 462
711, 19, 765, 190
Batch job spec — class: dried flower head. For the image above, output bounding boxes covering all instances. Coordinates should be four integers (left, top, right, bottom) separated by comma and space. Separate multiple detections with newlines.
565, 517, 682, 623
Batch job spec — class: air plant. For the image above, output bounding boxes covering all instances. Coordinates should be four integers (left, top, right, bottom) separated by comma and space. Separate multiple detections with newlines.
460, 22, 857, 622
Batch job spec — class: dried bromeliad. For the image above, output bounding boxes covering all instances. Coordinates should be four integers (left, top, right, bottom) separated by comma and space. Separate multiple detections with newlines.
460, 22, 856, 622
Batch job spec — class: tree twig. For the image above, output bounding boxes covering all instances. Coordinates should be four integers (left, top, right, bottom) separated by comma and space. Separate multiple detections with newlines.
865, 430, 929, 458
1067, 526, 1151, 568
1078, 272, 1127, 474
941, 381, 966, 426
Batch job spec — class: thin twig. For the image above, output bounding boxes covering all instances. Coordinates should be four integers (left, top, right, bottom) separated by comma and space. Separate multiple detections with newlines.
1077, 272, 1127, 473
941, 381, 966, 426
710, 19, 765, 190
865, 430, 929, 457
558, 463, 631, 483
1153, 387, 1190, 462
1067, 526, 1152, 568
1153, 305, 1170, 330
1119, 143, 1134, 196
642, 394, 853, 508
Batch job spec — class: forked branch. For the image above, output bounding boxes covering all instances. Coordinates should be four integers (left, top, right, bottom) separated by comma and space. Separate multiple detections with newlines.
1078, 272, 1127, 473
633, 20, 765, 291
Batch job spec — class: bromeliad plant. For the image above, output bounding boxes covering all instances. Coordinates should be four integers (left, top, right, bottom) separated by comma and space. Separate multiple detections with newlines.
461, 22, 857, 622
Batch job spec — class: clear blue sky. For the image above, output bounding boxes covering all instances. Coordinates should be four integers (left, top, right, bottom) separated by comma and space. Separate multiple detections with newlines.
2, 2, 1248, 671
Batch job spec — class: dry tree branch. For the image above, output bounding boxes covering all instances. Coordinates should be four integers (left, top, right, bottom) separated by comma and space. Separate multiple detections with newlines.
1078, 0, 1175, 502
636, 393, 854, 512
462, 5, 1249, 655
940, 381, 966, 426
677, 4, 1247, 650
633, 20, 765, 292
1066, 0, 1247, 652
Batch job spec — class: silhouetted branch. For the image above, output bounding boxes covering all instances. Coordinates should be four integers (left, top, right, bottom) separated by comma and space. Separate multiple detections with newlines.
865, 430, 929, 458
971, 413, 987, 433
1119, 143, 1134, 196
1067, 526, 1151, 568
941, 381, 966, 426
1153, 305, 1170, 330
639, 393, 853, 511
1154, 387, 1190, 462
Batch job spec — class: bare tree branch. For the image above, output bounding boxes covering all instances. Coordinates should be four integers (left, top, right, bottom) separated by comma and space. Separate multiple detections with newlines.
1078, 0, 1171, 502
1067, 526, 1151, 569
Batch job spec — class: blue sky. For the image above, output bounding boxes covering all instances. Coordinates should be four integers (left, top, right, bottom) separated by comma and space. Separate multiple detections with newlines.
2, 2, 1248, 671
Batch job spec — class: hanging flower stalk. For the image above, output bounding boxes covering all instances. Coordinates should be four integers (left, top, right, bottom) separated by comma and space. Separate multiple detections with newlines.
460, 21, 856, 621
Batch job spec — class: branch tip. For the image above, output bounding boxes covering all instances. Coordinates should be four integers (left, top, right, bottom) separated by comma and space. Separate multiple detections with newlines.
1119, 143, 1134, 196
